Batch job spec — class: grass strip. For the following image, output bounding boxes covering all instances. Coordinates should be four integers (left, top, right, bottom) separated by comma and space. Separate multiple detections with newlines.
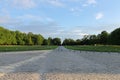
0, 45, 57, 52
65, 45, 120, 52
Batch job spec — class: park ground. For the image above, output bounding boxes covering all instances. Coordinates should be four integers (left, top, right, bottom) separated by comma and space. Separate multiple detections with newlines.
0, 46, 120, 80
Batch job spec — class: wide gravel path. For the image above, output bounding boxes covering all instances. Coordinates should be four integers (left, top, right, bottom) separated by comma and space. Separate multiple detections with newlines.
0, 46, 120, 80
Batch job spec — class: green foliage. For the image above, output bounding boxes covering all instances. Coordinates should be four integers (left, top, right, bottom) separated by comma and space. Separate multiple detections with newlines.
0, 26, 62, 46
0, 27, 17, 45
76, 39, 81, 45
42, 39, 48, 45
0, 27, 44, 45
63, 27, 120, 45
48, 37, 53, 45
99, 31, 109, 44
15, 31, 25, 45
109, 28, 120, 45
52, 38, 61, 45
62, 38, 76, 45
0, 26, 119, 46
32, 34, 44, 45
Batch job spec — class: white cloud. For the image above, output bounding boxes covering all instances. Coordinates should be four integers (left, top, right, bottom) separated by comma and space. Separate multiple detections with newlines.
13, 0, 36, 9
17, 15, 42, 21
83, 0, 97, 7
70, 7, 81, 12
0, 16, 10, 24
71, 29, 88, 36
70, 7, 82, 16
87, 0, 96, 5
16, 14, 55, 23
82, 4, 88, 7
0, 15, 23, 29
95, 12, 104, 20
46, 0, 65, 7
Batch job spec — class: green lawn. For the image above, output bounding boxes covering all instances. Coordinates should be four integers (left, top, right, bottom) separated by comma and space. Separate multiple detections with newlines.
0, 45, 57, 52
65, 45, 120, 52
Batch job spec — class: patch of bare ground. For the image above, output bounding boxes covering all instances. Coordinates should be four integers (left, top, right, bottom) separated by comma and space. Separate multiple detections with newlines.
1, 73, 120, 80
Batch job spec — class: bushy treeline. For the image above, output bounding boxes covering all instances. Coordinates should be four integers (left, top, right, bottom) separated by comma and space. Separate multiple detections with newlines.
62, 27, 120, 45
0, 27, 61, 45
1, 26, 120, 46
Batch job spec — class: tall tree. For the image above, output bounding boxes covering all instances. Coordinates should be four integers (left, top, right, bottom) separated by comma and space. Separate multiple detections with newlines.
76, 39, 81, 45
42, 39, 48, 45
48, 37, 53, 45
32, 34, 44, 45
10, 31, 17, 45
15, 31, 25, 45
89, 35, 97, 45
99, 31, 109, 45
53, 38, 61, 45
109, 28, 120, 45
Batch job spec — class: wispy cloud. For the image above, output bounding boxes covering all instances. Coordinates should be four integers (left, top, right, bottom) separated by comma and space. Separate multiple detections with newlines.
70, 7, 82, 16
13, 0, 36, 9
44, 0, 65, 7
95, 12, 104, 20
83, 0, 97, 7
87, 0, 96, 5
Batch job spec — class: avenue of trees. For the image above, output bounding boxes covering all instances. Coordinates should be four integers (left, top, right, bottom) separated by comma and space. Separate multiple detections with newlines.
0, 26, 120, 46
0, 26, 61, 45
62, 27, 120, 45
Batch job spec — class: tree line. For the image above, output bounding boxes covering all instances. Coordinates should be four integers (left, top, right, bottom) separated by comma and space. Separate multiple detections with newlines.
62, 27, 120, 45
0, 26, 61, 45
0, 26, 120, 46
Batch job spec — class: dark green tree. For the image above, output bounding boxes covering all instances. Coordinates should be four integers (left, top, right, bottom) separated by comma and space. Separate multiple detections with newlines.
99, 31, 109, 45
76, 39, 81, 45
62, 38, 76, 45
89, 35, 97, 45
48, 37, 53, 45
109, 28, 120, 45
53, 38, 61, 45
42, 39, 48, 45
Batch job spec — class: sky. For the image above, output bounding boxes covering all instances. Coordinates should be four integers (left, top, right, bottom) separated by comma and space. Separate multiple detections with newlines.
0, 0, 120, 40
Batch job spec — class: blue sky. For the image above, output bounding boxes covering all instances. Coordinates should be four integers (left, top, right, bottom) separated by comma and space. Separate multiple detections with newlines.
0, 0, 120, 40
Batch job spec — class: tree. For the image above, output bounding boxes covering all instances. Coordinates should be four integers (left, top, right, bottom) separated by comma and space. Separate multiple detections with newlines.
109, 28, 120, 45
32, 34, 44, 45
10, 31, 17, 45
0, 27, 17, 45
42, 39, 48, 45
99, 31, 109, 45
62, 38, 76, 45
25, 34, 33, 45
89, 35, 97, 45
52, 38, 61, 45
15, 31, 25, 45
76, 39, 81, 45
0, 27, 7, 45
48, 37, 53, 45
62, 39, 69, 45
81, 35, 90, 45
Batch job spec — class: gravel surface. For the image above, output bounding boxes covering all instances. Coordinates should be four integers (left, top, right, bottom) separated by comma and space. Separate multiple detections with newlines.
0, 46, 120, 80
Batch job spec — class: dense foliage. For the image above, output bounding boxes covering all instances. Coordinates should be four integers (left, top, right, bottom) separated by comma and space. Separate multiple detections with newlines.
0, 26, 120, 46
0, 26, 61, 45
63, 28, 120, 45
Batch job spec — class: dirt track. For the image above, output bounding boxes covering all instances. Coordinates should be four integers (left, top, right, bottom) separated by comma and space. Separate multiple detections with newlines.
0, 46, 120, 80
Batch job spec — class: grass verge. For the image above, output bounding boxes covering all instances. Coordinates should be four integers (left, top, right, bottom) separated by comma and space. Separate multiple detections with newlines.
0, 45, 57, 52
65, 45, 120, 52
